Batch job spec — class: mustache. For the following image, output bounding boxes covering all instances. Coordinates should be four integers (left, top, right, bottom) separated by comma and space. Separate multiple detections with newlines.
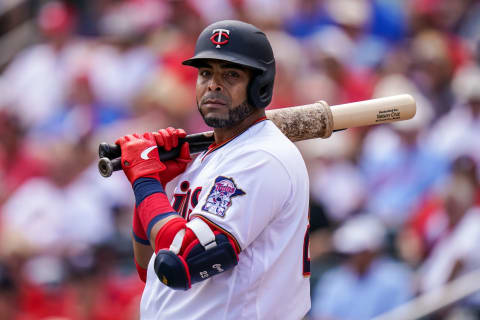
200, 93, 229, 105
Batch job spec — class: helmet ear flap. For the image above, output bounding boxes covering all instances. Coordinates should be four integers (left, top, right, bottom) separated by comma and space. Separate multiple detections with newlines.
248, 67, 275, 108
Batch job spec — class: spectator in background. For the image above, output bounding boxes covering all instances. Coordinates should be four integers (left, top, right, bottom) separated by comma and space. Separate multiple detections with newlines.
305, 25, 377, 105
0, 1, 89, 129
427, 64, 480, 166
398, 155, 480, 268
311, 214, 413, 320
323, 0, 388, 71
0, 1, 160, 145
0, 111, 47, 204
416, 168, 480, 317
84, 0, 160, 118
408, 28, 471, 119
0, 139, 131, 255
284, 0, 329, 38
360, 74, 449, 227
299, 130, 367, 224
268, 30, 309, 107
34, 71, 131, 146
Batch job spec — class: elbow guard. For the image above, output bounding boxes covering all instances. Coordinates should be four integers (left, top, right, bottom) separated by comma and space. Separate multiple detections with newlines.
154, 218, 239, 290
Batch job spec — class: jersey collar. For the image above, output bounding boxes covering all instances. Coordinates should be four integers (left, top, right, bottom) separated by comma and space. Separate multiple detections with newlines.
201, 116, 267, 161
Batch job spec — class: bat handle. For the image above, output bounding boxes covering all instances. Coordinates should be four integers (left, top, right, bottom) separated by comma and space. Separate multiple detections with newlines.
98, 134, 214, 178
98, 147, 186, 178
98, 132, 215, 160
99, 142, 121, 159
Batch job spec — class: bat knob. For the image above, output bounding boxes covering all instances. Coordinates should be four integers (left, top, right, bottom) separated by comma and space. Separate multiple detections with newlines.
98, 157, 114, 178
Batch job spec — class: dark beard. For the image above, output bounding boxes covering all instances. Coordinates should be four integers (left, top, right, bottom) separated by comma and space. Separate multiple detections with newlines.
198, 100, 255, 128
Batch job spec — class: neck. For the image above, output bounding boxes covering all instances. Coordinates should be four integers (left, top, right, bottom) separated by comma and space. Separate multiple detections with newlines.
213, 108, 266, 144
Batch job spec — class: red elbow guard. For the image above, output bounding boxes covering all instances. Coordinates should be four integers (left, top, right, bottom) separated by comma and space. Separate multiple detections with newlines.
153, 217, 239, 290
154, 217, 197, 254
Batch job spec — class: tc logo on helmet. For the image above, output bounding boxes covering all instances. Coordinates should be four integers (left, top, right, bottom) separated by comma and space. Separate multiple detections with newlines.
210, 29, 230, 48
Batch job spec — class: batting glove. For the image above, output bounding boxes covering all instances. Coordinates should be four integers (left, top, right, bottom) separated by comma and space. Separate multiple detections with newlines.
115, 132, 166, 184
154, 127, 192, 186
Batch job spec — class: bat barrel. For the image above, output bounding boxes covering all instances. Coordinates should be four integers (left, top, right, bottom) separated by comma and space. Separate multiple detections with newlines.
331, 94, 416, 131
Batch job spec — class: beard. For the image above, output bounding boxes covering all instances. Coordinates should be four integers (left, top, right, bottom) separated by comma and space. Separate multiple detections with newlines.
197, 99, 255, 128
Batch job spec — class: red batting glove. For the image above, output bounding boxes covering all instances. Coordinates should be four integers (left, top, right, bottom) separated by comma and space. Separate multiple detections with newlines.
154, 127, 192, 186
115, 132, 166, 184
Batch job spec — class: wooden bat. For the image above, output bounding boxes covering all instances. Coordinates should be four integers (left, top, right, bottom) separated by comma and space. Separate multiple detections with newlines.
98, 94, 416, 177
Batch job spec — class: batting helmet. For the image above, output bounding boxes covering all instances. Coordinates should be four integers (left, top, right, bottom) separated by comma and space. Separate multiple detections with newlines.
183, 20, 275, 109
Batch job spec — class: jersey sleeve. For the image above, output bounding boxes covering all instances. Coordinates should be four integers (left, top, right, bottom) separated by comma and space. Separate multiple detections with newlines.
189, 150, 292, 250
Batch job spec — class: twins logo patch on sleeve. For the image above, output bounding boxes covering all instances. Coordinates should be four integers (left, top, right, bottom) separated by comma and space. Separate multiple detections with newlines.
202, 176, 245, 217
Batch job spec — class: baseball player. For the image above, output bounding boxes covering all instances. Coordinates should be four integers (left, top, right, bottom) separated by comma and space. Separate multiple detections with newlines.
114, 20, 310, 319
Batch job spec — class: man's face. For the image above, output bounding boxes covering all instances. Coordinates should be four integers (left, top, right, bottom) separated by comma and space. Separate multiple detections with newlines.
196, 60, 254, 128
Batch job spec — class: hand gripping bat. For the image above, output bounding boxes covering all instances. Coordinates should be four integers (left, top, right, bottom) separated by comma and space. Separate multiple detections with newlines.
98, 94, 416, 177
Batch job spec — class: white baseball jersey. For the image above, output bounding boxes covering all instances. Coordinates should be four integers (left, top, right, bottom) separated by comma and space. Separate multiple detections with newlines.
141, 120, 311, 320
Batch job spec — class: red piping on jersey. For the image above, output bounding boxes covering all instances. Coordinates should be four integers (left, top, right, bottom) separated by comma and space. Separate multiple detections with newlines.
201, 116, 268, 161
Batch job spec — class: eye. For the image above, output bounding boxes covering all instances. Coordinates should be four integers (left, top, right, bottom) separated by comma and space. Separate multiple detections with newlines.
226, 70, 240, 79
199, 69, 211, 77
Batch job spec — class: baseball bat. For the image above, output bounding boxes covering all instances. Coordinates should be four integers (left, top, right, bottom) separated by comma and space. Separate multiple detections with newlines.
98, 94, 416, 177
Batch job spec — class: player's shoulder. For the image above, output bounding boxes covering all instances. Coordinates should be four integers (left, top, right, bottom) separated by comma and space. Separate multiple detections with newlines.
239, 120, 304, 161
226, 120, 308, 179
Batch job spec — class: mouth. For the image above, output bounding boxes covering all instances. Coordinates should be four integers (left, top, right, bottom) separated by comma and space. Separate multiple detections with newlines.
202, 98, 227, 108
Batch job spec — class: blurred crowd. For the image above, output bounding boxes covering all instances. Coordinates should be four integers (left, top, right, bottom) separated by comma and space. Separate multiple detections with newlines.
0, 0, 479, 319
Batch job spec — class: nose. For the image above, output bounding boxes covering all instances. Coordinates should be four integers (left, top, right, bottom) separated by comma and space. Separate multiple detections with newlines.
207, 74, 223, 92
